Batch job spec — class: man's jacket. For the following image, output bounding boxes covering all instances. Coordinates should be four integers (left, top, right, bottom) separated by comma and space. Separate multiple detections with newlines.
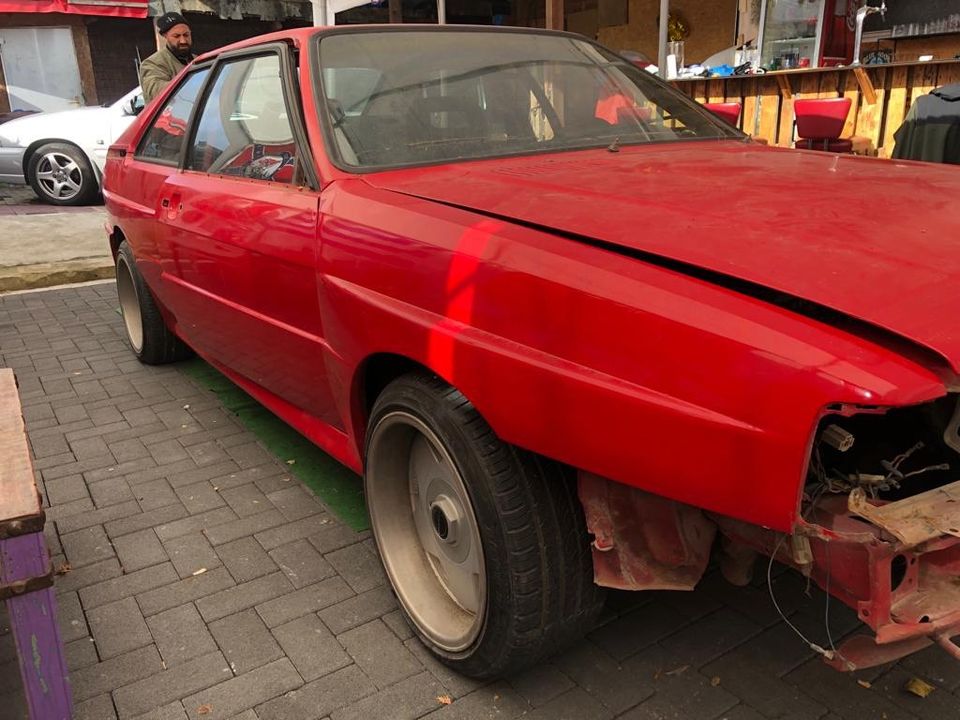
892, 83, 960, 165
140, 47, 192, 104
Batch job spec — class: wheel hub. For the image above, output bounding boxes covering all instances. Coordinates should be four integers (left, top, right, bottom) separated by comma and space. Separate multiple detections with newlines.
430, 496, 460, 544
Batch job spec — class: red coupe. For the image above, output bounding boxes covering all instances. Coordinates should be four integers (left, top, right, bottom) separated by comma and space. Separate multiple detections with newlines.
103, 25, 960, 677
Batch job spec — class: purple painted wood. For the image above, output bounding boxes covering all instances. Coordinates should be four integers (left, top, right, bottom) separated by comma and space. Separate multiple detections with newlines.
0, 532, 73, 720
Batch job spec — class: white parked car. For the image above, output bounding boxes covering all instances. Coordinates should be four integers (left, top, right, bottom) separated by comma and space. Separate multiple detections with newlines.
0, 87, 143, 206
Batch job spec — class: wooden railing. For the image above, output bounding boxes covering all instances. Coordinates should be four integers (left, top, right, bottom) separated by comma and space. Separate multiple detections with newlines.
673, 60, 960, 158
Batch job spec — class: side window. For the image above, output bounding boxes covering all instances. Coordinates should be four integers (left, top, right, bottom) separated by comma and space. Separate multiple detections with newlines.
136, 69, 209, 164
188, 54, 300, 184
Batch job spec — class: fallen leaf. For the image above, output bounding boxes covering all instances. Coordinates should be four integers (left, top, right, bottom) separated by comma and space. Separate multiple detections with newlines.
857, 679, 872, 689
192, 568, 208, 576
904, 677, 935, 698
437, 695, 453, 705
665, 665, 689, 677
286, 459, 296, 465
197, 705, 212, 715
56, 563, 72, 575
710, 676, 721, 687
183, 404, 190, 410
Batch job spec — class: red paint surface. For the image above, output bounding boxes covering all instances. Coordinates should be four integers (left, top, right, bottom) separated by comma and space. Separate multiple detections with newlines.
104, 27, 960, 539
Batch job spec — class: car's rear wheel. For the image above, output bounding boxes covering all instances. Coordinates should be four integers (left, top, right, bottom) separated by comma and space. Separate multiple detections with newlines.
27, 142, 99, 206
115, 241, 191, 365
365, 372, 604, 678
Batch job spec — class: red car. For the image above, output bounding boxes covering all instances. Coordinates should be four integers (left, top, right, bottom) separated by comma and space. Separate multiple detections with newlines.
103, 26, 960, 677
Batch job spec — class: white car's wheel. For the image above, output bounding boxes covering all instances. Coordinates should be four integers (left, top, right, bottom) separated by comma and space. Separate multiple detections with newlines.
27, 142, 99, 206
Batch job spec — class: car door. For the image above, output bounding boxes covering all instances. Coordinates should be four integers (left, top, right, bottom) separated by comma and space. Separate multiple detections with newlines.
122, 67, 212, 288
156, 48, 339, 427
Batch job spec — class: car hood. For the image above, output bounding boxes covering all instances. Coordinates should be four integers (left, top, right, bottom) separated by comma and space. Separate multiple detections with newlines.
365, 141, 960, 376
0, 106, 114, 145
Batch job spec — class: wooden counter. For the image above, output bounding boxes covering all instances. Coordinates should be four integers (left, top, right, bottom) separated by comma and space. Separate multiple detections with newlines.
672, 60, 960, 158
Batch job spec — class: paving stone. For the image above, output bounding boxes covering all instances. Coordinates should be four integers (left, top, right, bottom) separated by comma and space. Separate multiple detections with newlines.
899, 643, 960, 692
79, 562, 179, 609
74, 693, 119, 720
66, 636, 100, 670
44, 474, 89, 504
209, 609, 284, 675
184, 439, 232, 467
57, 590, 90, 642
113, 529, 168, 572
146, 603, 219, 667
175, 480, 226, 515
83, 457, 160, 485
382, 609, 415, 642
524, 687, 613, 720
155, 507, 238, 542
112, 651, 231, 719
509, 663, 576, 707
105, 504, 190, 540
324, 542, 385, 594
163, 532, 222, 579
339, 619, 422, 689
137, 566, 236, 617
307, 522, 362, 554
256, 576, 354, 628
255, 664, 372, 720
273, 613, 351, 682
90, 477, 136, 507
196, 572, 295, 623
133, 479, 179, 511
55, 558, 123, 595
658, 607, 765, 669
71, 644, 164, 702
203, 509, 286, 546
108, 437, 152, 464
552, 640, 656, 714
57, 500, 142, 534
55, 404, 90, 424
269, 539, 335, 589
785, 659, 922, 720
87, 596, 152, 659
130, 701, 188, 720
34, 450, 84, 473
267, 485, 324, 522
248, 513, 337, 552
61, 525, 116, 567
216, 536, 277, 584
182, 658, 303, 720
420, 683, 529, 720
69, 435, 112, 461
402, 638, 485, 699
164, 461, 243, 490
146, 439, 191, 465
318, 585, 397, 635
329, 671, 444, 720
588, 601, 693, 662
46, 497, 96, 524
225, 441, 274, 469
220, 483, 271, 518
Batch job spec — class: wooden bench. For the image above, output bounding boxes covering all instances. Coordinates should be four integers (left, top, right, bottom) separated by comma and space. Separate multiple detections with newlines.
1, 368, 73, 720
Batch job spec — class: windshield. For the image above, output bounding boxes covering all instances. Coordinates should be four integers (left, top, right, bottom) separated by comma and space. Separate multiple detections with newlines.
317, 30, 737, 170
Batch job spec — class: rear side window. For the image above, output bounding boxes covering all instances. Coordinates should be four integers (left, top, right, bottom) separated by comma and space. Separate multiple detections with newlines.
136, 69, 210, 164
187, 54, 301, 184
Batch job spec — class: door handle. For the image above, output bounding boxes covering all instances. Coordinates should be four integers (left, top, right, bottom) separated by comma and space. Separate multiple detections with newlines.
161, 198, 170, 208
161, 192, 182, 219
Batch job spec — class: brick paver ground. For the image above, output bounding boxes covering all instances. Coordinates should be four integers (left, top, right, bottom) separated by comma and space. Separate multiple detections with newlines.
0, 183, 101, 216
2, 281, 959, 720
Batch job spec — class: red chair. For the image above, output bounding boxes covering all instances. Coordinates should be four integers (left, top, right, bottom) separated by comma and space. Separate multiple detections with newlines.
794, 97, 853, 152
703, 102, 741, 128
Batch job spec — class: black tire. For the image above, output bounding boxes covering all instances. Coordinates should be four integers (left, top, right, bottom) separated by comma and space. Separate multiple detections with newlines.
115, 241, 191, 365
27, 142, 100, 206
364, 372, 604, 678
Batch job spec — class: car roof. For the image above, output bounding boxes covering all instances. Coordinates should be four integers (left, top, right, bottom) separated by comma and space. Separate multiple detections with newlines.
194, 24, 578, 64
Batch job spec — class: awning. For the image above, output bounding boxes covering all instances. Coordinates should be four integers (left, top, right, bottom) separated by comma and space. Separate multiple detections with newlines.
0, 0, 148, 16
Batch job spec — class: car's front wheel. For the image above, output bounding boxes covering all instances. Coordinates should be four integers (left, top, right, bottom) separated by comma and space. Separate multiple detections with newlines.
115, 241, 191, 365
364, 372, 604, 678
27, 142, 99, 206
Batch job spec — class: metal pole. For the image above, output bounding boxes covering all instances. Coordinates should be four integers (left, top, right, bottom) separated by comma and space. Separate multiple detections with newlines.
657, 0, 669, 78
437, 0, 446, 23
312, 0, 328, 26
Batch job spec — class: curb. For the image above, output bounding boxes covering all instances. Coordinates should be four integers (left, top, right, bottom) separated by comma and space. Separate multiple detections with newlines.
0, 259, 115, 293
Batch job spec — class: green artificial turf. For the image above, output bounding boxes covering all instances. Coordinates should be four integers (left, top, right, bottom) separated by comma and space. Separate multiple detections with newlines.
180, 358, 369, 531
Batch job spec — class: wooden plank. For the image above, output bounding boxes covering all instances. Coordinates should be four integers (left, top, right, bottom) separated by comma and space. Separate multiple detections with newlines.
910, 62, 939, 106
881, 66, 909, 159
0, 369, 41, 534
853, 67, 886, 153
707, 79, 725, 103
853, 66, 877, 104
758, 76, 781, 146
741, 78, 758, 135
937, 63, 960, 88
776, 73, 793, 99
817, 71, 840, 98
692, 80, 707, 104
777, 92, 795, 148
841, 70, 861, 139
